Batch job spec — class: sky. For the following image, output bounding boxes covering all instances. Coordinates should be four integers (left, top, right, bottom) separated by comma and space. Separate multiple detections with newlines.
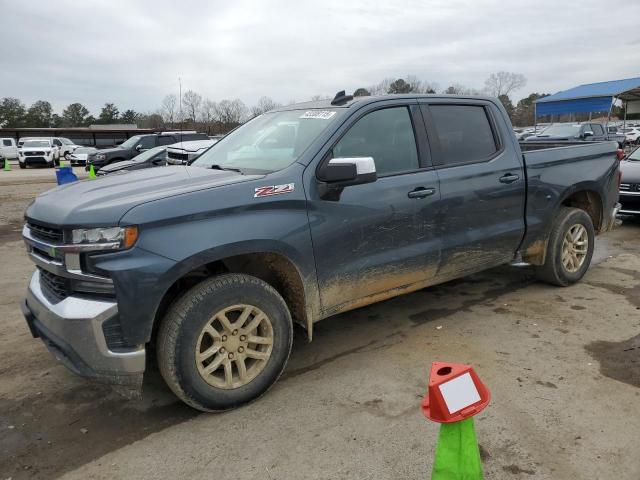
1, 0, 639, 115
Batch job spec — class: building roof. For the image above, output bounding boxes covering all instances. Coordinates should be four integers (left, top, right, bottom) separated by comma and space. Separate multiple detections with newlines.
535, 77, 640, 117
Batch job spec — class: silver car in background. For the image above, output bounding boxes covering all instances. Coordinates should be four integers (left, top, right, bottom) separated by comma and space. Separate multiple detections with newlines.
166, 139, 218, 165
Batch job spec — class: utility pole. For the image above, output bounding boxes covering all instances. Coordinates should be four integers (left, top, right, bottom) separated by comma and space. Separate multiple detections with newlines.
179, 76, 183, 135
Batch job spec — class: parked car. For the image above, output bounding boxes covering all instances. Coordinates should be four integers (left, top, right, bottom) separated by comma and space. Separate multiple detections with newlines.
525, 122, 626, 147
21, 93, 620, 411
17, 139, 60, 168
86, 132, 208, 171
97, 146, 167, 176
17, 137, 80, 160
166, 139, 218, 165
0, 137, 18, 159
621, 127, 640, 145
619, 146, 640, 215
67, 147, 98, 166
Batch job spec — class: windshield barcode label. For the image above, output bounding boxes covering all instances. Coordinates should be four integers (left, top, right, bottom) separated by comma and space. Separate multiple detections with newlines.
300, 111, 336, 120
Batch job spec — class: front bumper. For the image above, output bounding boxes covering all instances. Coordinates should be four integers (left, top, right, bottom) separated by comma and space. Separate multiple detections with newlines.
22, 270, 145, 385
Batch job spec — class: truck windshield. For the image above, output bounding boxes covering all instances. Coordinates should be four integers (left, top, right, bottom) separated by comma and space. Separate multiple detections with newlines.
540, 124, 582, 137
627, 148, 640, 161
119, 136, 142, 149
191, 109, 339, 173
23, 140, 50, 148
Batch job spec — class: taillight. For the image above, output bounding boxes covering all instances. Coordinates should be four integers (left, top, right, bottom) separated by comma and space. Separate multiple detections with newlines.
616, 149, 625, 160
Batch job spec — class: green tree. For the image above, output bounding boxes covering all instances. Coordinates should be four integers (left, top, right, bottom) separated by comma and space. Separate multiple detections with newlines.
0, 97, 27, 127
387, 78, 413, 94
513, 93, 549, 126
498, 94, 515, 120
353, 88, 370, 97
51, 113, 63, 128
62, 103, 91, 127
25, 100, 53, 127
98, 103, 120, 124
120, 109, 138, 124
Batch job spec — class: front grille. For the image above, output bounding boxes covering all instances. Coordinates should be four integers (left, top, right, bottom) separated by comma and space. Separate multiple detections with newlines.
620, 183, 640, 192
38, 267, 70, 303
28, 222, 64, 243
25, 151, 45, 156
102, 317, 128, 351
168, 151, 188, 161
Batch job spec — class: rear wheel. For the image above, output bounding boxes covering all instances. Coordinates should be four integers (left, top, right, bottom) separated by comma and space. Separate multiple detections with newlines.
536, 207, 595, 286
157, 274, 293, 411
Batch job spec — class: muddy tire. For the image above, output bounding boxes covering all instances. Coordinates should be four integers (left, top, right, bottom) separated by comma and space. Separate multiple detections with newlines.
536, 207, 595, 286
157, 274, 293, 412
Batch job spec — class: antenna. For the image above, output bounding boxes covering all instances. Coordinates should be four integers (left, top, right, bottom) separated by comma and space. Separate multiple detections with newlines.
178, 76, 183, 141
331, 90, 353, 105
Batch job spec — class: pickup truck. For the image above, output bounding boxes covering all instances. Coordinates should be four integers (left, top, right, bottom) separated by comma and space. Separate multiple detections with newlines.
21, 93, 621, 411
86, 132, 208, 171
525, 122, 626, 147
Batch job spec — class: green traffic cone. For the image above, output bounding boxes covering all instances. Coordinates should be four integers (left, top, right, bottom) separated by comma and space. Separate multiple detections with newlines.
3, 158, 11, 171
432, 418, 483, 480
88, 164, 96, 179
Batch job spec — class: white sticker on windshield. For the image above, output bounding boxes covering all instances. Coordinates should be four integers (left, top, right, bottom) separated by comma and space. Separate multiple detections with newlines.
300, 110, 336, 120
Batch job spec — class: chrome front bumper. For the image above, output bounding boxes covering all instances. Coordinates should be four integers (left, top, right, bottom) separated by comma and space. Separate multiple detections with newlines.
22, 270, 145, 383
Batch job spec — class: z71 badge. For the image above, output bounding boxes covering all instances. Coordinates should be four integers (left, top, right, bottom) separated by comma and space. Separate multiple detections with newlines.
254, 183, 295, 198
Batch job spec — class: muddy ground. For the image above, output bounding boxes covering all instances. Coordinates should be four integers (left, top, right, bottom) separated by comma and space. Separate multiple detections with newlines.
1, 168, 639, 479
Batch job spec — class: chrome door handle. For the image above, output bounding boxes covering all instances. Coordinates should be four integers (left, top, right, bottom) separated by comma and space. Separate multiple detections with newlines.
408, 187, 436, 199
499, 173, 520, 184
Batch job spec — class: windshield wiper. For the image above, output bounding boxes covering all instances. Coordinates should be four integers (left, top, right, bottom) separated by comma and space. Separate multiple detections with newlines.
209, 164, 243, 173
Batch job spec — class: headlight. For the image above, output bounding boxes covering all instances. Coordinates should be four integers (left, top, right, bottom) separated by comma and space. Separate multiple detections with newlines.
95, 153, 106, 160
70, 226, 138, 249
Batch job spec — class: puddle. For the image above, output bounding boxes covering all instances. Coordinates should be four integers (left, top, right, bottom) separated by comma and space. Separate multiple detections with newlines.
585, 334, 640, 388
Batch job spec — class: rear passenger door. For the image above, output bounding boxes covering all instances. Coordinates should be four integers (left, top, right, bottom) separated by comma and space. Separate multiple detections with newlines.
306, 102, 441, 315
419, 100, 525, 279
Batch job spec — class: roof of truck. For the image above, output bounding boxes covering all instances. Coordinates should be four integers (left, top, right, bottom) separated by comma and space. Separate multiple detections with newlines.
275, 94, 496, 111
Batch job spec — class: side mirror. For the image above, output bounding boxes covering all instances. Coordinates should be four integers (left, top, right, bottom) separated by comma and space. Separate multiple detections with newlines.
135, 144, 142, 151
318, 157, 377, 187
583, 131, 594, 138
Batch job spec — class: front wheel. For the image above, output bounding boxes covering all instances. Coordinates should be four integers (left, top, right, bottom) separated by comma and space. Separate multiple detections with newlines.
536, 207, 595, 286
157, 274, 293, 412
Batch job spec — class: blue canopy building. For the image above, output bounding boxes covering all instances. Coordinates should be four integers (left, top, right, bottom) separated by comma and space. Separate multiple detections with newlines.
535, 76, 640, 121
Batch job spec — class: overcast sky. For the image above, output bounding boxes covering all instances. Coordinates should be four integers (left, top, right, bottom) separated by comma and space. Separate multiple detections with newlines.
1, 0, 639, 115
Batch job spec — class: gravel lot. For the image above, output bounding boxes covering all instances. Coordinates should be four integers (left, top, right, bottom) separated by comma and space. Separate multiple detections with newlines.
1, 168, 639, 480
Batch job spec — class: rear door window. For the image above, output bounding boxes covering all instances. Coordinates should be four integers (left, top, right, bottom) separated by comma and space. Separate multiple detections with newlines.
138, 136, 157, 149
425, 105, 498, 166
158, 136, 177, 146
2, 139, 12, 147
591, 124, 604, 135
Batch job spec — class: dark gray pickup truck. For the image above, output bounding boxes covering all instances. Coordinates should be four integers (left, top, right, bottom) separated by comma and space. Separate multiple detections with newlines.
21, 93, 621, 411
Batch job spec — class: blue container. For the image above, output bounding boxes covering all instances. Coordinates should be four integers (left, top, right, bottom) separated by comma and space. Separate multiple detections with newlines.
55, 166, 78, 185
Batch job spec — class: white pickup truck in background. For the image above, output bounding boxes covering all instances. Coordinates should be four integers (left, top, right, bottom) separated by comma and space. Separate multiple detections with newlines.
0, 138, 18, 160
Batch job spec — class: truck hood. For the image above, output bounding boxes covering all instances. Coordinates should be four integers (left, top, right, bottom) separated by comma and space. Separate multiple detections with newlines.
168, 139, 217, 152
621, 160, 640, 184
21, 146, 53, 152
26, 166, 260, 227
98, 159, 140, 173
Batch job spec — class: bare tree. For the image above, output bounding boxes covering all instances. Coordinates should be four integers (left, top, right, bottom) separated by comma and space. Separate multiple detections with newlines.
251, 96, 281, 117
311, 94, 330, 101
368, 78, 394, 95
182, 90, 202, 123
161, 94, 177, 128
215, 99, 248, 130
484, 71, 527, 98
200, 99, 218, 133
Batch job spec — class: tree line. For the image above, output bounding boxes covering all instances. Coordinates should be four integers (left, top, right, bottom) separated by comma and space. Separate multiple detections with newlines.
0, 72, 558, 131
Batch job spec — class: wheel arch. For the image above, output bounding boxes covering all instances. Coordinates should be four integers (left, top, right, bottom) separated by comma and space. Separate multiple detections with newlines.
151, 246, 319, 345
522, 186, 604, 265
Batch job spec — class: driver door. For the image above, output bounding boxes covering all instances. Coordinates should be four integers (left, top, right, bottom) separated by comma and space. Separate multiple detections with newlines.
305, 102, 441, 316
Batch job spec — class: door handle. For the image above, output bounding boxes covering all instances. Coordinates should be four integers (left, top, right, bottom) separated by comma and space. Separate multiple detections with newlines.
408, 187, 436, 199
499, 173, 520, 184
